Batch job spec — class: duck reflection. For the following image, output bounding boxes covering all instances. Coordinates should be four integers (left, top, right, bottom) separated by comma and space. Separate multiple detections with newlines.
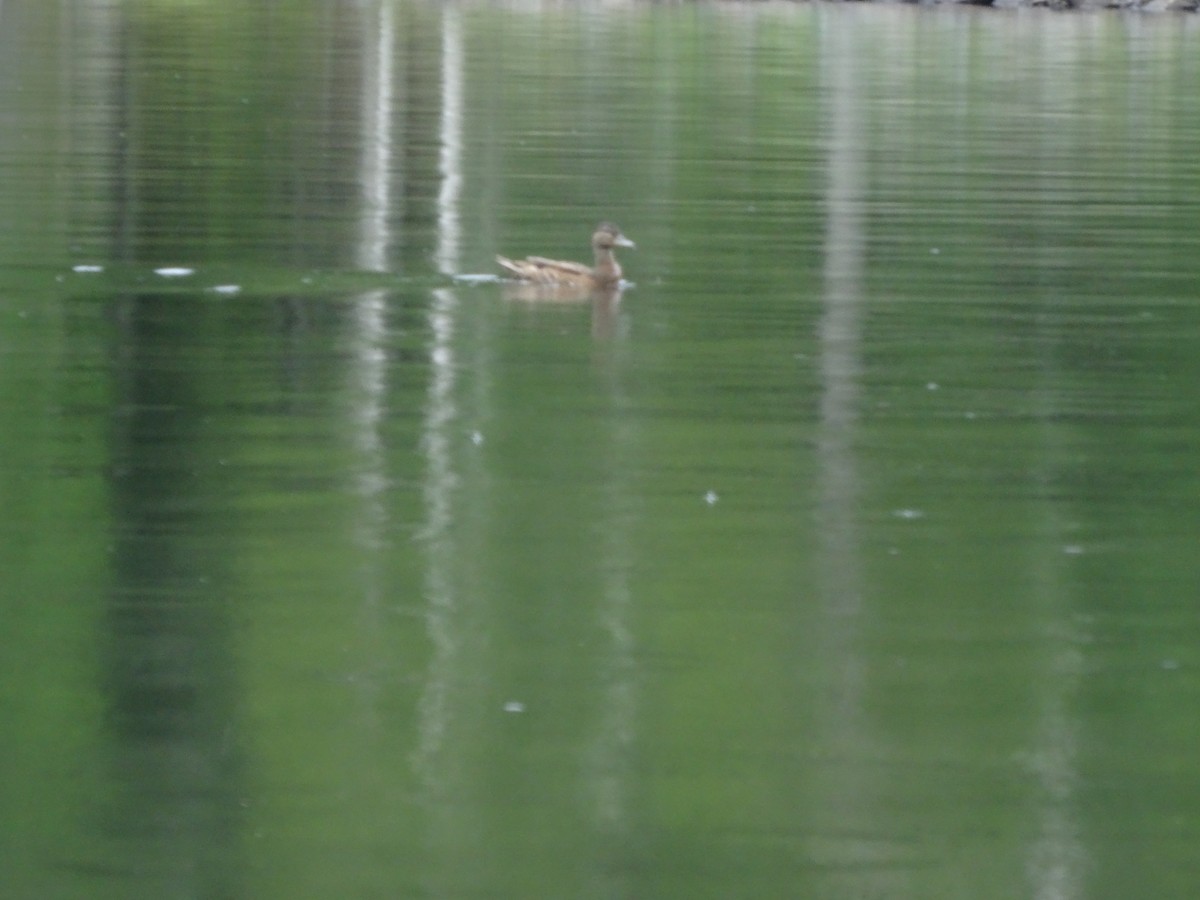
501, 282, 626, 340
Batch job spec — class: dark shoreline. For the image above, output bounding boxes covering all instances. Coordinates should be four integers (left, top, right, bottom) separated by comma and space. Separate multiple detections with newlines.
809, 0, 1196, 10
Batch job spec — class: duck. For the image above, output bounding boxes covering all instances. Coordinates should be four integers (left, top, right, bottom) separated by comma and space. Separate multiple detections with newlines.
496, 222, 634, 290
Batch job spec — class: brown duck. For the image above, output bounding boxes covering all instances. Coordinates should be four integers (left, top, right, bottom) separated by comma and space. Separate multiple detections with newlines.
496, 222, 634, 289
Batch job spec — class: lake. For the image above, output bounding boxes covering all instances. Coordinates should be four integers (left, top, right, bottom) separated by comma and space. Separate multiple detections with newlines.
2, 2, 1198, 898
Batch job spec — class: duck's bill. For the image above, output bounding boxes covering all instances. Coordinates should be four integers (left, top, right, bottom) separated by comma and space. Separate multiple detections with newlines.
615, 235, 636, 249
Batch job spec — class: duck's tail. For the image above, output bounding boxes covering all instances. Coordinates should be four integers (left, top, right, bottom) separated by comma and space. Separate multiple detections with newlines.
495, 255, 524, 278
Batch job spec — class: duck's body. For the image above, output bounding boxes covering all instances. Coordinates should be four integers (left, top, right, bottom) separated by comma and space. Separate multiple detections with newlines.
497, 222, 634, 289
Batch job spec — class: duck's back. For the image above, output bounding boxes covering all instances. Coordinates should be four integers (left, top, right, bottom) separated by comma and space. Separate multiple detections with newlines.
496, 255, 596, 285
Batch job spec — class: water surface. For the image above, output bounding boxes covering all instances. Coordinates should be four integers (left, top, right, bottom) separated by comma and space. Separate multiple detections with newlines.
2, 3, 1198, 898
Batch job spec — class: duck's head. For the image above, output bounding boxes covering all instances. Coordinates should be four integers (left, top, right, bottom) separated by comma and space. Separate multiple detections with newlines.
593, 222, 635, 251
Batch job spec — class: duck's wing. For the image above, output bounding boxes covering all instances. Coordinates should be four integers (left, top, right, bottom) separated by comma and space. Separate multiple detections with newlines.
497, 254, 592, 283
524, 257, 592, 276
496, 255, 531, 278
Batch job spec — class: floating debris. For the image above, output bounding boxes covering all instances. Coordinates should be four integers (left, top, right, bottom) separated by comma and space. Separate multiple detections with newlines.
154, 267, 194, 278
72, 264, 104, 274
209, 284, 242, 296
892, 508, 924, 521
704, 490, 719, 505
470, 431, 484, 446
502, 700, 526, 714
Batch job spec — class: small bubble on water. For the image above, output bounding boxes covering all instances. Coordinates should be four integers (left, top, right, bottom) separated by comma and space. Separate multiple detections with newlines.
503, 700, 526, 714
704, 490, 719, 505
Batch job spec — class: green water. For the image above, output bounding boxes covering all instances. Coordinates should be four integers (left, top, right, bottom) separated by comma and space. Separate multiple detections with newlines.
2, 2, 1198, 898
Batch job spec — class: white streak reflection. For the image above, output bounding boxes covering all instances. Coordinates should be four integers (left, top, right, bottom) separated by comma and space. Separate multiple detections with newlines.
348, 0, 394, 532
434, 6, 463, 277
811, 11, 887, 894
342, 2, 395, 725
584, 413, 639, 869
817, 8, 867, 734
357, 2, 395, 275
1023, 29, 1087, 898
414, 4, 467, 859
1024, 628, 1085, 900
